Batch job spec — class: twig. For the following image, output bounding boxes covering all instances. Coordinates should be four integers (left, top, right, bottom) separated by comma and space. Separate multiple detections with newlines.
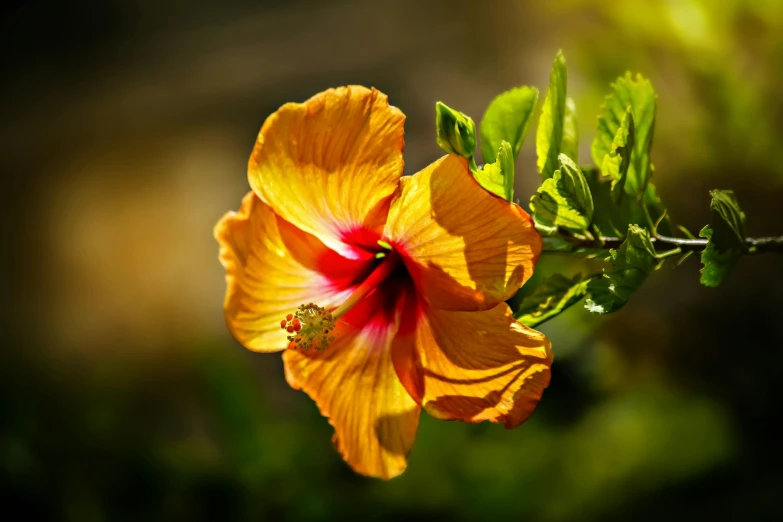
554, 234, 783, 255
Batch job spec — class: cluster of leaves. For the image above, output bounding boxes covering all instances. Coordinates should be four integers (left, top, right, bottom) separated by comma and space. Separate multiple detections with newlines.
435, 51, 753, 327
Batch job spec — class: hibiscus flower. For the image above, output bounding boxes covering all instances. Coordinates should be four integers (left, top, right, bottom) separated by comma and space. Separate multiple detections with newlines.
215, 86, 552, 479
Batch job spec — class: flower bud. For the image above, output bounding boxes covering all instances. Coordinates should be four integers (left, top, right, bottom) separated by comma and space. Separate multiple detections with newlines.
435, 101, 476, 159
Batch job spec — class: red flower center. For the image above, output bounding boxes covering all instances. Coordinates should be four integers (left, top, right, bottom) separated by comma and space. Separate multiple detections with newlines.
282, 232, 417, 350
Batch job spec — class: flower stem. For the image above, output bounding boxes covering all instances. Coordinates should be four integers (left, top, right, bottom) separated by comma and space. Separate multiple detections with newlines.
547, 233, 783, 255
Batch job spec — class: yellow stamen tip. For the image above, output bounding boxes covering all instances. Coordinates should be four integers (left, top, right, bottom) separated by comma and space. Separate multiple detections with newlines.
283, 303, 336, 351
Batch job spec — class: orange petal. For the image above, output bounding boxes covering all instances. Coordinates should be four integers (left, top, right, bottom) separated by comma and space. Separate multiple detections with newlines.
248, 86, 405, 259
393, 303, 552, 428
383, 154, 542, 311
283, 281, 420, 479
215, 191, 370, 352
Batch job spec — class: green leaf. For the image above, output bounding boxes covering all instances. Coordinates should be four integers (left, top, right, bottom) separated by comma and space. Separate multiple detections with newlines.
516, 273, 597, 327
699, 190, 747, 287
541, 236, 575, 252
583, 168, 621, 236
530, 153, 593, 235
435, 101, 476, 159
480, 86, 538, 164
707, 189, 746, 242
536, 50, 567, 179
561, 97, 578, 163
592, 73, 656, 199
585, 225, 657, 314
584, 167, 671, 238
474, 140, 515, 201
600, 108, 635, 204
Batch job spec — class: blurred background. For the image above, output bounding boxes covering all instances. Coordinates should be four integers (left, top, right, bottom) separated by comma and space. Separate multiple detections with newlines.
2, 0, 783, 520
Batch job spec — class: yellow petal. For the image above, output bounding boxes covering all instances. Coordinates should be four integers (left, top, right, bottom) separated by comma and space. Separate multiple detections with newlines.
215, 191, 370, 352
394, 303, 552, 428
384, 154, 542, 311
248, 86, 405, 259
283, 282, 420, 479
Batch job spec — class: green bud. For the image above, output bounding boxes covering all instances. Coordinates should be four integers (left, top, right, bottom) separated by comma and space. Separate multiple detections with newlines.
435, 101, 476, 158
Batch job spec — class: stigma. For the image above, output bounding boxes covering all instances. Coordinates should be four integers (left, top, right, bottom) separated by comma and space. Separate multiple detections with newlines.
281, 303, 336, 351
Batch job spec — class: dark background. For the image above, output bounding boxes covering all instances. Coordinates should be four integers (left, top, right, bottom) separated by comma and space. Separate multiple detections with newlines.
2, 1, 783, 520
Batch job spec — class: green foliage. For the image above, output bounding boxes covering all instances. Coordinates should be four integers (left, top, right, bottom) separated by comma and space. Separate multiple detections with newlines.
585, 225, 658, 314
536, 51, 567, 179
583, 167, 671, 238
480, 86, 538, 164
516, 273, 597, 327
531, 154, 593, 235
435, 101, 477, 159
474, 140, 515, 201
582, 168, 621, 236
700, 190, 747, 287
430, 51, 774, 323
601, 108, 635, 204
561, 97, 579, 163
592, 73, 656, 199
707, 190, 746, 243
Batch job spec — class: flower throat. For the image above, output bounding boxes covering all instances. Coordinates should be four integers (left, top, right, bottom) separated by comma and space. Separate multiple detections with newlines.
280, 246, 401, 351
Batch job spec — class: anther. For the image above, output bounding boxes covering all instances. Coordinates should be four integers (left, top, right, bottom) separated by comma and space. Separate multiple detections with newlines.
280, 303, 336, 351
